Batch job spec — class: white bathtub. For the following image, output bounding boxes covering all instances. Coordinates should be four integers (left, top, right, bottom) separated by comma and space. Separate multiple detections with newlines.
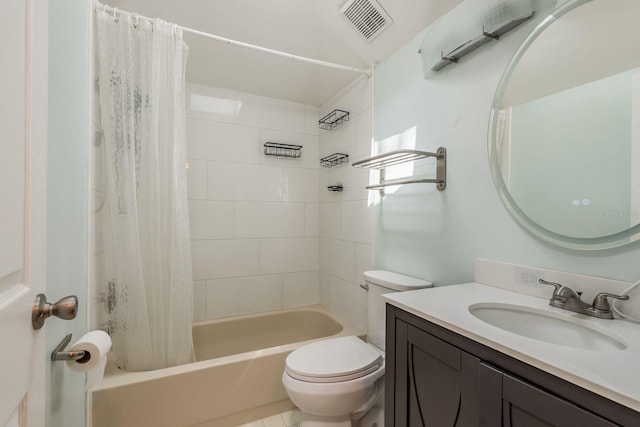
92, 306, 363, 427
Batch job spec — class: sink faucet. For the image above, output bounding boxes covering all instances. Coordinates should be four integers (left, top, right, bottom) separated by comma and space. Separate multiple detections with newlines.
538, 279, 629, 319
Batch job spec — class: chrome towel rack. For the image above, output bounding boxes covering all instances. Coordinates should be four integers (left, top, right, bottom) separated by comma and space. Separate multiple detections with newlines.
352, 148, 446, 196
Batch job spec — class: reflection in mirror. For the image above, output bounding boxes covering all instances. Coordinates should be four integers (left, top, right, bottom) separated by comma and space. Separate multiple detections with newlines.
489, 0, 640, 249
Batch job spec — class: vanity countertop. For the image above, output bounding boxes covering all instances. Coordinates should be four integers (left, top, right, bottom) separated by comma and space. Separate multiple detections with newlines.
384, 282, 640, 412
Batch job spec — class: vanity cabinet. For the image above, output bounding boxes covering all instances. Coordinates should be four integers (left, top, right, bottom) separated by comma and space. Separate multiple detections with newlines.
386, 305, 640, 427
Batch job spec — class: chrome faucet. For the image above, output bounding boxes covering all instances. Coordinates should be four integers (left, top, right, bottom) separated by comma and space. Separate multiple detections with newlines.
538, 279, 629, 319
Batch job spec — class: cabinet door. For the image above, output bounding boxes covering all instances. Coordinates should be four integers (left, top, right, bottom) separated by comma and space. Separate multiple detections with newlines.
479, 363, 619, 427
395, 321, 479, 426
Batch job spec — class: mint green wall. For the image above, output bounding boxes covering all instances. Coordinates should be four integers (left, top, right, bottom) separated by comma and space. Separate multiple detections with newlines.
373, 8, 640, 285
510, 69, 635, 238
47, 0, 90, 425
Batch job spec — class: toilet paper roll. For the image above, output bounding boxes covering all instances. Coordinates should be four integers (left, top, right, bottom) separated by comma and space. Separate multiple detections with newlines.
66, 330, 112, 390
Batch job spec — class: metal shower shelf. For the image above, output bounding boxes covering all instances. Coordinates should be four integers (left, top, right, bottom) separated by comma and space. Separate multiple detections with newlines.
264, 142, 302, 158
352, 148, 446, 196
321, 153, 349, 168
319, 109, 350, 130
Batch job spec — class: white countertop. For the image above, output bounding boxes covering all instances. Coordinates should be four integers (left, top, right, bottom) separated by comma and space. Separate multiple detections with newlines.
384, 282, 640, 412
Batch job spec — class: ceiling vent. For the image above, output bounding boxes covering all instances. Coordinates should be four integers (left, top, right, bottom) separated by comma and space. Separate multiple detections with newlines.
340, 0, 394, 43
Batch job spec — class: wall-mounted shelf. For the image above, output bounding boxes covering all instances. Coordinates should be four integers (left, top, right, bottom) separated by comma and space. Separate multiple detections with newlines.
264, 142, 302, 158
320, 153, 349, 168
430, 11, 534, 72
352, 148, 446, 196
319, 109, 350, 130
327, 185, 343, 192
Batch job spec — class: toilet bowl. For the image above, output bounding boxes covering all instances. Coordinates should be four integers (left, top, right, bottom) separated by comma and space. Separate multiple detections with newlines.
282, 336, 385, 426
282, 270, 432, 426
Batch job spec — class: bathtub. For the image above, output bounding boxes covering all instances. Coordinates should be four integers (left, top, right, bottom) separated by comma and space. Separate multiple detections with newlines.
92, 306, 363, 427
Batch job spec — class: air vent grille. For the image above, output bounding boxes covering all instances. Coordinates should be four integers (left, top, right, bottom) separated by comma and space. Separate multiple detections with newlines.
340, 0, 393, 42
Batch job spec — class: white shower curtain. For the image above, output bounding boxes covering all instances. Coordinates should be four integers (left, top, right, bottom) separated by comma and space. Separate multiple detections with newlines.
96, 9, 195, 371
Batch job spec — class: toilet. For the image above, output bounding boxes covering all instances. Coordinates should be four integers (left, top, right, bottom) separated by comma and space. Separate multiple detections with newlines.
282, 270, 433, 426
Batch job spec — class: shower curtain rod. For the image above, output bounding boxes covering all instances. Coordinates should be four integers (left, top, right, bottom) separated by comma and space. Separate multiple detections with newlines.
97, 3, 372, 76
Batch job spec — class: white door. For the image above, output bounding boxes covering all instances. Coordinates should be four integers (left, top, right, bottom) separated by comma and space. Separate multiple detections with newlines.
0, 0, 48, 425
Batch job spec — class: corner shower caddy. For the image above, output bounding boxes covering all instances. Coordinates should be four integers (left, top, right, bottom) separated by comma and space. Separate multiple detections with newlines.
352, 147, 446, 196
319, 109, 350, 130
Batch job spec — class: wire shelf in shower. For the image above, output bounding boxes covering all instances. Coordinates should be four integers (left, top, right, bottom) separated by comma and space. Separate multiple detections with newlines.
320, 153, 349, 168
264, 142, 302, 159
319, 109, 350, 130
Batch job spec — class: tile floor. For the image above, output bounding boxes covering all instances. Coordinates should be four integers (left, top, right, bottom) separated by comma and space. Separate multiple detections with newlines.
239, 408, 302, 427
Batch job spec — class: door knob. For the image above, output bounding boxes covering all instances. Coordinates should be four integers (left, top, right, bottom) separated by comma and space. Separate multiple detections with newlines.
32, 294, 78, 330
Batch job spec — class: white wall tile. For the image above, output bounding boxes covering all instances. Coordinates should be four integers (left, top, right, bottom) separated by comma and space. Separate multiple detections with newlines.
355, 244, 373, 284
193, 280, 207, 322
355, 108, 374, 158
187, 159, 207, 200
328, 275, 367, 332
206, 274, 282, 319
341, 200, 372, 244
319, 271, 331, 309
331, 165, 370, 202
260, 128, 319, 169
320, 238, 355, 283
189, 200, 235, 240
319, 121, 355, 159
207, 162, 283, 201
236, 92, 306, 133
304, 105, 320, 136
260, 237, 319, 274
191, 239, 259, 280
283, 271, 320, 308
283, 167, 319, 202
187, 119, 260, 163
235, 201, 305, 238
320, 168, 343, 203
305, 203, 319, 236
186, 83, 236, 123
319, 202, 341, 239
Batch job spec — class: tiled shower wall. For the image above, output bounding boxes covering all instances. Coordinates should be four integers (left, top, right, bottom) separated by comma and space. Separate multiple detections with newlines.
318, 76, 374, 332
186, 83, 321, 321
91, 78, 374, 329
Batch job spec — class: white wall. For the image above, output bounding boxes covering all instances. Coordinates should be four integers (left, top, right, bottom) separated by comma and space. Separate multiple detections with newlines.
186, 83, 321, 321
318, 76, 374, 332
374, 4, 640, 285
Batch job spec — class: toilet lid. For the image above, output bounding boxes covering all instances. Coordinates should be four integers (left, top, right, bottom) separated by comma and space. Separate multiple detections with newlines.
285, 336, 383, 383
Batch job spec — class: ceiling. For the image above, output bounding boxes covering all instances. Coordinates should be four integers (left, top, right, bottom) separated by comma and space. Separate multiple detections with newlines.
109, 0, 461, 105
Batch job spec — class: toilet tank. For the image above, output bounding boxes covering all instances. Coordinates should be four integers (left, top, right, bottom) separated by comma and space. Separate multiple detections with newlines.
365, 270, 433, 351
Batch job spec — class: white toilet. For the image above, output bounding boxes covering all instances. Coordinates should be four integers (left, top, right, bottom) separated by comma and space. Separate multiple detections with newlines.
282, 270, 433, 426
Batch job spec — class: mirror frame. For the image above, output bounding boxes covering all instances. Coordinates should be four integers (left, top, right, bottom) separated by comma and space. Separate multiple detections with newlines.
488, 0, 640, 250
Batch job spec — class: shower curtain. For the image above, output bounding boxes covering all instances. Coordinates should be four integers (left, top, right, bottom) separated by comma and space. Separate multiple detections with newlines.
95, 9, 195, 371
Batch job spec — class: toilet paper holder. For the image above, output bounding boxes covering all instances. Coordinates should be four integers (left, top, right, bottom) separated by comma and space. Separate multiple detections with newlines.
51, 334, 89, 362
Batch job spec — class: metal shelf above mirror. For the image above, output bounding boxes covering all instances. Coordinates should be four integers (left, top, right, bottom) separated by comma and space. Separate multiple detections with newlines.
352, 148, 446, 196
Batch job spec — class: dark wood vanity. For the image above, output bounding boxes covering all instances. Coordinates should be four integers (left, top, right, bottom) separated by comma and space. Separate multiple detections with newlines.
385, 305, 640, 426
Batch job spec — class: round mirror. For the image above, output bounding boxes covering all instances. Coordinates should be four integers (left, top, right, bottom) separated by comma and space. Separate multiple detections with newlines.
489, 0, 640, 250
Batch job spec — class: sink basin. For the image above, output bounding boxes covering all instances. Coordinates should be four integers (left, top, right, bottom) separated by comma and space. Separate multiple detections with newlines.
468, 303, 627, 351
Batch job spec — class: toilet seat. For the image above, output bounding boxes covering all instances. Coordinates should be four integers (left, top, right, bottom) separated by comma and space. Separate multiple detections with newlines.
285, 336, 383, 383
